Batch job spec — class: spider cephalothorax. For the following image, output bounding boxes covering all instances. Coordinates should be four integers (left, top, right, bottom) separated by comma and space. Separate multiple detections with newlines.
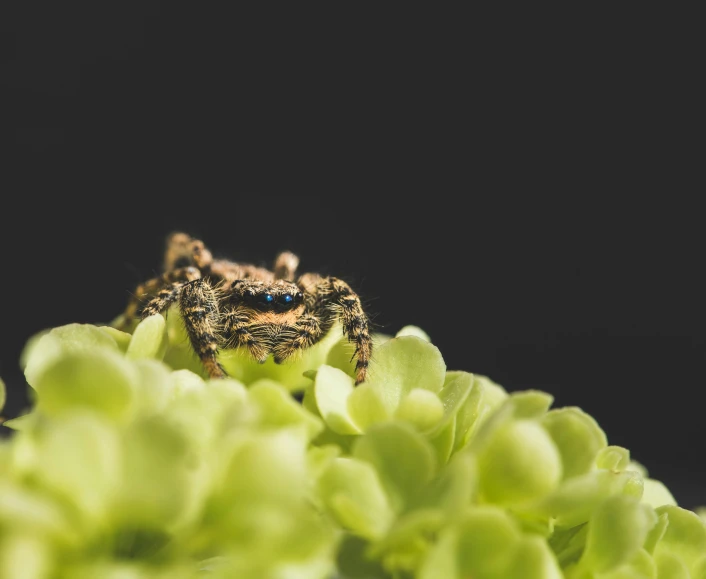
117, 232, 372, 384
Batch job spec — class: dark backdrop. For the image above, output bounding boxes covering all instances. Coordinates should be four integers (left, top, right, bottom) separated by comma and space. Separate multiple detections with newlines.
2, 5, 703, 509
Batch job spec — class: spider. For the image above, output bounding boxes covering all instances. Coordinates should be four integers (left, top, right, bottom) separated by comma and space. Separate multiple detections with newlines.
116, 232, 372, 384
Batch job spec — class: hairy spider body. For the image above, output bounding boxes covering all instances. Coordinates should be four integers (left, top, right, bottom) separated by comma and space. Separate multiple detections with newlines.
117, 232, 371, 384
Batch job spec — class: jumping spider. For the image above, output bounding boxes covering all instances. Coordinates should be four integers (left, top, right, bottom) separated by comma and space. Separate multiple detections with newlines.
116, 232, 372, 384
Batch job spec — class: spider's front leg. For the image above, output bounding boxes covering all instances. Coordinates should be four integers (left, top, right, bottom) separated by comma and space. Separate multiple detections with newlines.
302, 275, 372, 385
142, 278, 226, 379
222, 310, 270, 364
271, 314, 325, 365
117, 266, 201, 331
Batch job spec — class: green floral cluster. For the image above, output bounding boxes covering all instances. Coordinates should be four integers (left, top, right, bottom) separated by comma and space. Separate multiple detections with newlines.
1, 313, 705, 578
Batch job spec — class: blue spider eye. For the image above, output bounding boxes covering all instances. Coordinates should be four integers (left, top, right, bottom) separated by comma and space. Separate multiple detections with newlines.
283, 294, 293, 303
264, 294, 274, 303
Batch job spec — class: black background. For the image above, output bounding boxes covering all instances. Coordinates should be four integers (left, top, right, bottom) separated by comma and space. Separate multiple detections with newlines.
2, 6, 703, 509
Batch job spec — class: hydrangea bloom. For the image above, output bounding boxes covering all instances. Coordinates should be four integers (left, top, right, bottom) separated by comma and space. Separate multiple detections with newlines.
1, 314, 704, 578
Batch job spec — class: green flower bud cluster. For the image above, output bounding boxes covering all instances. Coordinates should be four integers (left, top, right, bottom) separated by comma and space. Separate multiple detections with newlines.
1, 314, 704, 578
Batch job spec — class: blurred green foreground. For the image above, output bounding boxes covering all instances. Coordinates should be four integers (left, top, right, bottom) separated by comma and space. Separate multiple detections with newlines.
1, 313, 705, 579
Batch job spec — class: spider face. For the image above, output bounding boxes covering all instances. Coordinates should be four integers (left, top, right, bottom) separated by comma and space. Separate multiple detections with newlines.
234, 280, 305, 313
118, 232, 372, 384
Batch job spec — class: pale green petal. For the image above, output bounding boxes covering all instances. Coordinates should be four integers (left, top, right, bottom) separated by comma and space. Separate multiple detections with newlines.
0, 534, 52, 579
541, 406, 607, 479
394, 389, 445, 431
508, 390, 554, 419
654, 551, 690, 579
336, 535, 390, 579
597, 445, 632, 471
33, 411, 121, 523
653, 505, 706, 572
596, 548, 657, 579
579, 495, 657, 573
314, 365, 361, 435
352, 422, 436, 512
642, 478, 678, 509
347, 381, 390, 431
477, 419, 562, 506
219, 322, 342, 391
427, 371, 474, 438
112, 416, 194, 526
0, 413, 36, 431
395, 325, 431, 341
364, 335, 446, 415
418, 528, 459, 579
34, 350, 136, 422
453, 374, 508, 452
534, 469, 645, 528
415, 452, 476, 515
505, 535, 563, 579
248, 379, 323, 441
23, 323, 119, 388
455, 506, 522, 577
126, 314, 168, 361
98, 325, 133, 352
318, 457, 395, 540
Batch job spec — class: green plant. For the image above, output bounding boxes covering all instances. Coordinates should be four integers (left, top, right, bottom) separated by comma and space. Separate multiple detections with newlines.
1, 313, 704, 578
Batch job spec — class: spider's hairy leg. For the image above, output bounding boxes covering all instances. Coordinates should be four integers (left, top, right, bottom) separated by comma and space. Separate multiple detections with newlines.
273, 251, 299, 280
117, 266, 201, 330
222, 310, 269, 363
272, 314, 325, 364
177, 279, 227, 379
163, 232, 214, 271
303, 275, 372, 385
